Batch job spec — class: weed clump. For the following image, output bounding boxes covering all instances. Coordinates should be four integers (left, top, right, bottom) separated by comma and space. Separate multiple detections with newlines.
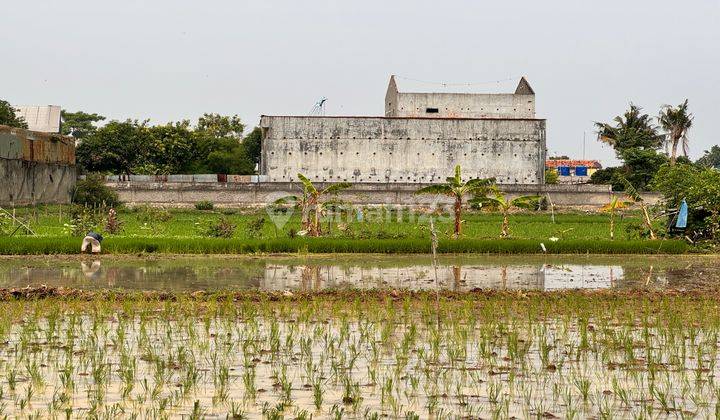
194, 200, 214, 211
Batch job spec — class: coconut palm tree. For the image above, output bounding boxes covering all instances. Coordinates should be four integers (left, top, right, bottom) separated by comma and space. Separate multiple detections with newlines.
472, 190, 540, 238
659, 100, 693, 165
600, 196, 629, 240
595, 104, 663, 154
297, 173, 352, 237
414, 165, 495, 238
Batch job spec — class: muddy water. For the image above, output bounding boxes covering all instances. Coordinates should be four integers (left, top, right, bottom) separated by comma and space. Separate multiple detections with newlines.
0, 254, 717, 292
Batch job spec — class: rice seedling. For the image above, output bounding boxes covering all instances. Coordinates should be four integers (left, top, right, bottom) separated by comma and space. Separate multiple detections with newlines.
0, 290, 717, 417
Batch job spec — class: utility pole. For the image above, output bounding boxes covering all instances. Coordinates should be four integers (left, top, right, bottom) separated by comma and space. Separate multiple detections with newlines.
582, 131, 586, 160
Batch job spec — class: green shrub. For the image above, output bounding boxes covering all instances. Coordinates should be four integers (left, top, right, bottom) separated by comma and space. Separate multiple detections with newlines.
545, 168, 559, 184
65, 205, 103, 237
245, 217, 265, 238
73, 173, 120, 208
204, 217, 236, 238
134, 205, 173, 223
195, 200, 214, 211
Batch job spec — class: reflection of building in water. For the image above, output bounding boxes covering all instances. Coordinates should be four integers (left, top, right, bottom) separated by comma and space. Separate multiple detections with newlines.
541, 265, 623, 290
260, 264, 624, 291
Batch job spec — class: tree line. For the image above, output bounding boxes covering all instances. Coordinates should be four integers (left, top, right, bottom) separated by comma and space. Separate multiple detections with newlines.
0, 100, 260, 175
591, 100, 719, 190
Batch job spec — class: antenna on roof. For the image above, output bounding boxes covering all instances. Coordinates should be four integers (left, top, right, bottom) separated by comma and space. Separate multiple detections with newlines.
308, 97, 327, 116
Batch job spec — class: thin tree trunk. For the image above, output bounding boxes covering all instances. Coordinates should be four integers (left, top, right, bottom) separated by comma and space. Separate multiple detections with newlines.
313, 204, 322, 236
453, 196, 462, 238
501, 211, 509, 238
670, 137, 679, 165
610, 211, 615, 240
640, 203, 656, 240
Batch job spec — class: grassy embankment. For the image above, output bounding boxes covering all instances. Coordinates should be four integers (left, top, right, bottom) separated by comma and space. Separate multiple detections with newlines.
0, 205, 687, 254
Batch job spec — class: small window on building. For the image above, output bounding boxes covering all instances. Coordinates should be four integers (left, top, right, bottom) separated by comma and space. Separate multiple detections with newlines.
425, 107, 439, 113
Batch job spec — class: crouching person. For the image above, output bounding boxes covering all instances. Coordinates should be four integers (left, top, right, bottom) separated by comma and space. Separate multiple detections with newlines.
81, 231, 103, 254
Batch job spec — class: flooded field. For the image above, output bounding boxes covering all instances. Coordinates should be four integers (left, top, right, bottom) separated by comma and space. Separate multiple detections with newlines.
0, 254, 718, 292
2, 255, 720, 418
1, 294, 720, 418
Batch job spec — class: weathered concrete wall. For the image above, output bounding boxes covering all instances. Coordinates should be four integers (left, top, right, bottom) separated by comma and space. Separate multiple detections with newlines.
384, 75, 536, 119
106, 180, 648, 209
259, 116, 546, 185
0, 125, 76, 205
390, 93, 535, 119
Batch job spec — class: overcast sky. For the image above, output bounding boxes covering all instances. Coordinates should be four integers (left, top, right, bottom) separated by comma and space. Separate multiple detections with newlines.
2, 0, 718, 165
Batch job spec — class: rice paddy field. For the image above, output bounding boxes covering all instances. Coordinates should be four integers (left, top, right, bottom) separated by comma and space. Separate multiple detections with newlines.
1, 289, 720, 418
1, 205, 716, 418
7, 205, 648, 241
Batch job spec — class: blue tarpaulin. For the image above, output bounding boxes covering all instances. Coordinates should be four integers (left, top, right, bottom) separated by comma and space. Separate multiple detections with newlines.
558, 166, 571, 176
676, 198, 688, 228
575, 166, 588, 176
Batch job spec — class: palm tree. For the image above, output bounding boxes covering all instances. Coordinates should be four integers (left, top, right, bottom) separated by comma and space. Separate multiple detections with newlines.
595, 104, 663, 154
619, 176, 656, 240
297, 173, 352, 237
472, 190, 539, 238
659, 100, 693, 165
600, 196, 629, 240
414, 165, 495, 238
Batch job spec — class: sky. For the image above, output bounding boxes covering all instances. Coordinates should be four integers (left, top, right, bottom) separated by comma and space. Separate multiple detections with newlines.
2, 0, 719, 166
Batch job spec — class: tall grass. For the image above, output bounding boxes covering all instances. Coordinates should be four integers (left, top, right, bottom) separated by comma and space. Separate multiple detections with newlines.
0, 236, 689, 255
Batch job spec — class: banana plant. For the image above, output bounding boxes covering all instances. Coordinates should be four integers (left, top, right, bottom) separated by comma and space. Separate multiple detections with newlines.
600, 196, 629, 240
472, 190, 540, 238
297, 173, 352, 237
619, 176, 656, 239
414, 165, 495, 238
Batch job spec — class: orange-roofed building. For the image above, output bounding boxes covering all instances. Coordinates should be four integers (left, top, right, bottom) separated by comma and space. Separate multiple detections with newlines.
545, 159, 602, 183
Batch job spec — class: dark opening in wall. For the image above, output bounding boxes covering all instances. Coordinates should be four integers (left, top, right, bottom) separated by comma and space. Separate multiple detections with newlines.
425, 107, 439, 113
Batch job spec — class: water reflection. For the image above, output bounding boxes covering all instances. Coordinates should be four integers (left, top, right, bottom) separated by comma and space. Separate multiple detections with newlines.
0, 255, 716, 292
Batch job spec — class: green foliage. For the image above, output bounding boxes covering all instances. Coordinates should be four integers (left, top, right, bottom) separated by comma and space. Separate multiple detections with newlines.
658, 100, 693, 165
194, 201, 214, 211
76, 120, 150, 174
544, 168, 558, 184
618, 142, 668, 190
295, 173, 353, 236
0, 213, 13, 236
594, 104, 669, 191
133, 205, 173, 224
60, 110, 105, 139
196, 113, 244, 139
696, 145, 720, 169
65, 205, 102, 237
595, 104, 663, 155
73, 174, 121, 208
0, 99, 27, 128
590, 151, 667, 191
76, 115, 256, 175
245, 217, 266, 239
243, 127, 262, 165
415, 165, 495, 237
651, 163, 720, 240
203, 217, 236, 238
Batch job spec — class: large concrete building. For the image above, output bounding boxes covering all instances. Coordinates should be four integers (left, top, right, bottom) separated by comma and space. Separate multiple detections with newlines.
260, 75, 546, 184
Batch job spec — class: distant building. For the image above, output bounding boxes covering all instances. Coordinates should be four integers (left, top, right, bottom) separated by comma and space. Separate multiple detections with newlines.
14, 105, 62, 133
260, 75, 546, 184
546, 159, 602, 183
